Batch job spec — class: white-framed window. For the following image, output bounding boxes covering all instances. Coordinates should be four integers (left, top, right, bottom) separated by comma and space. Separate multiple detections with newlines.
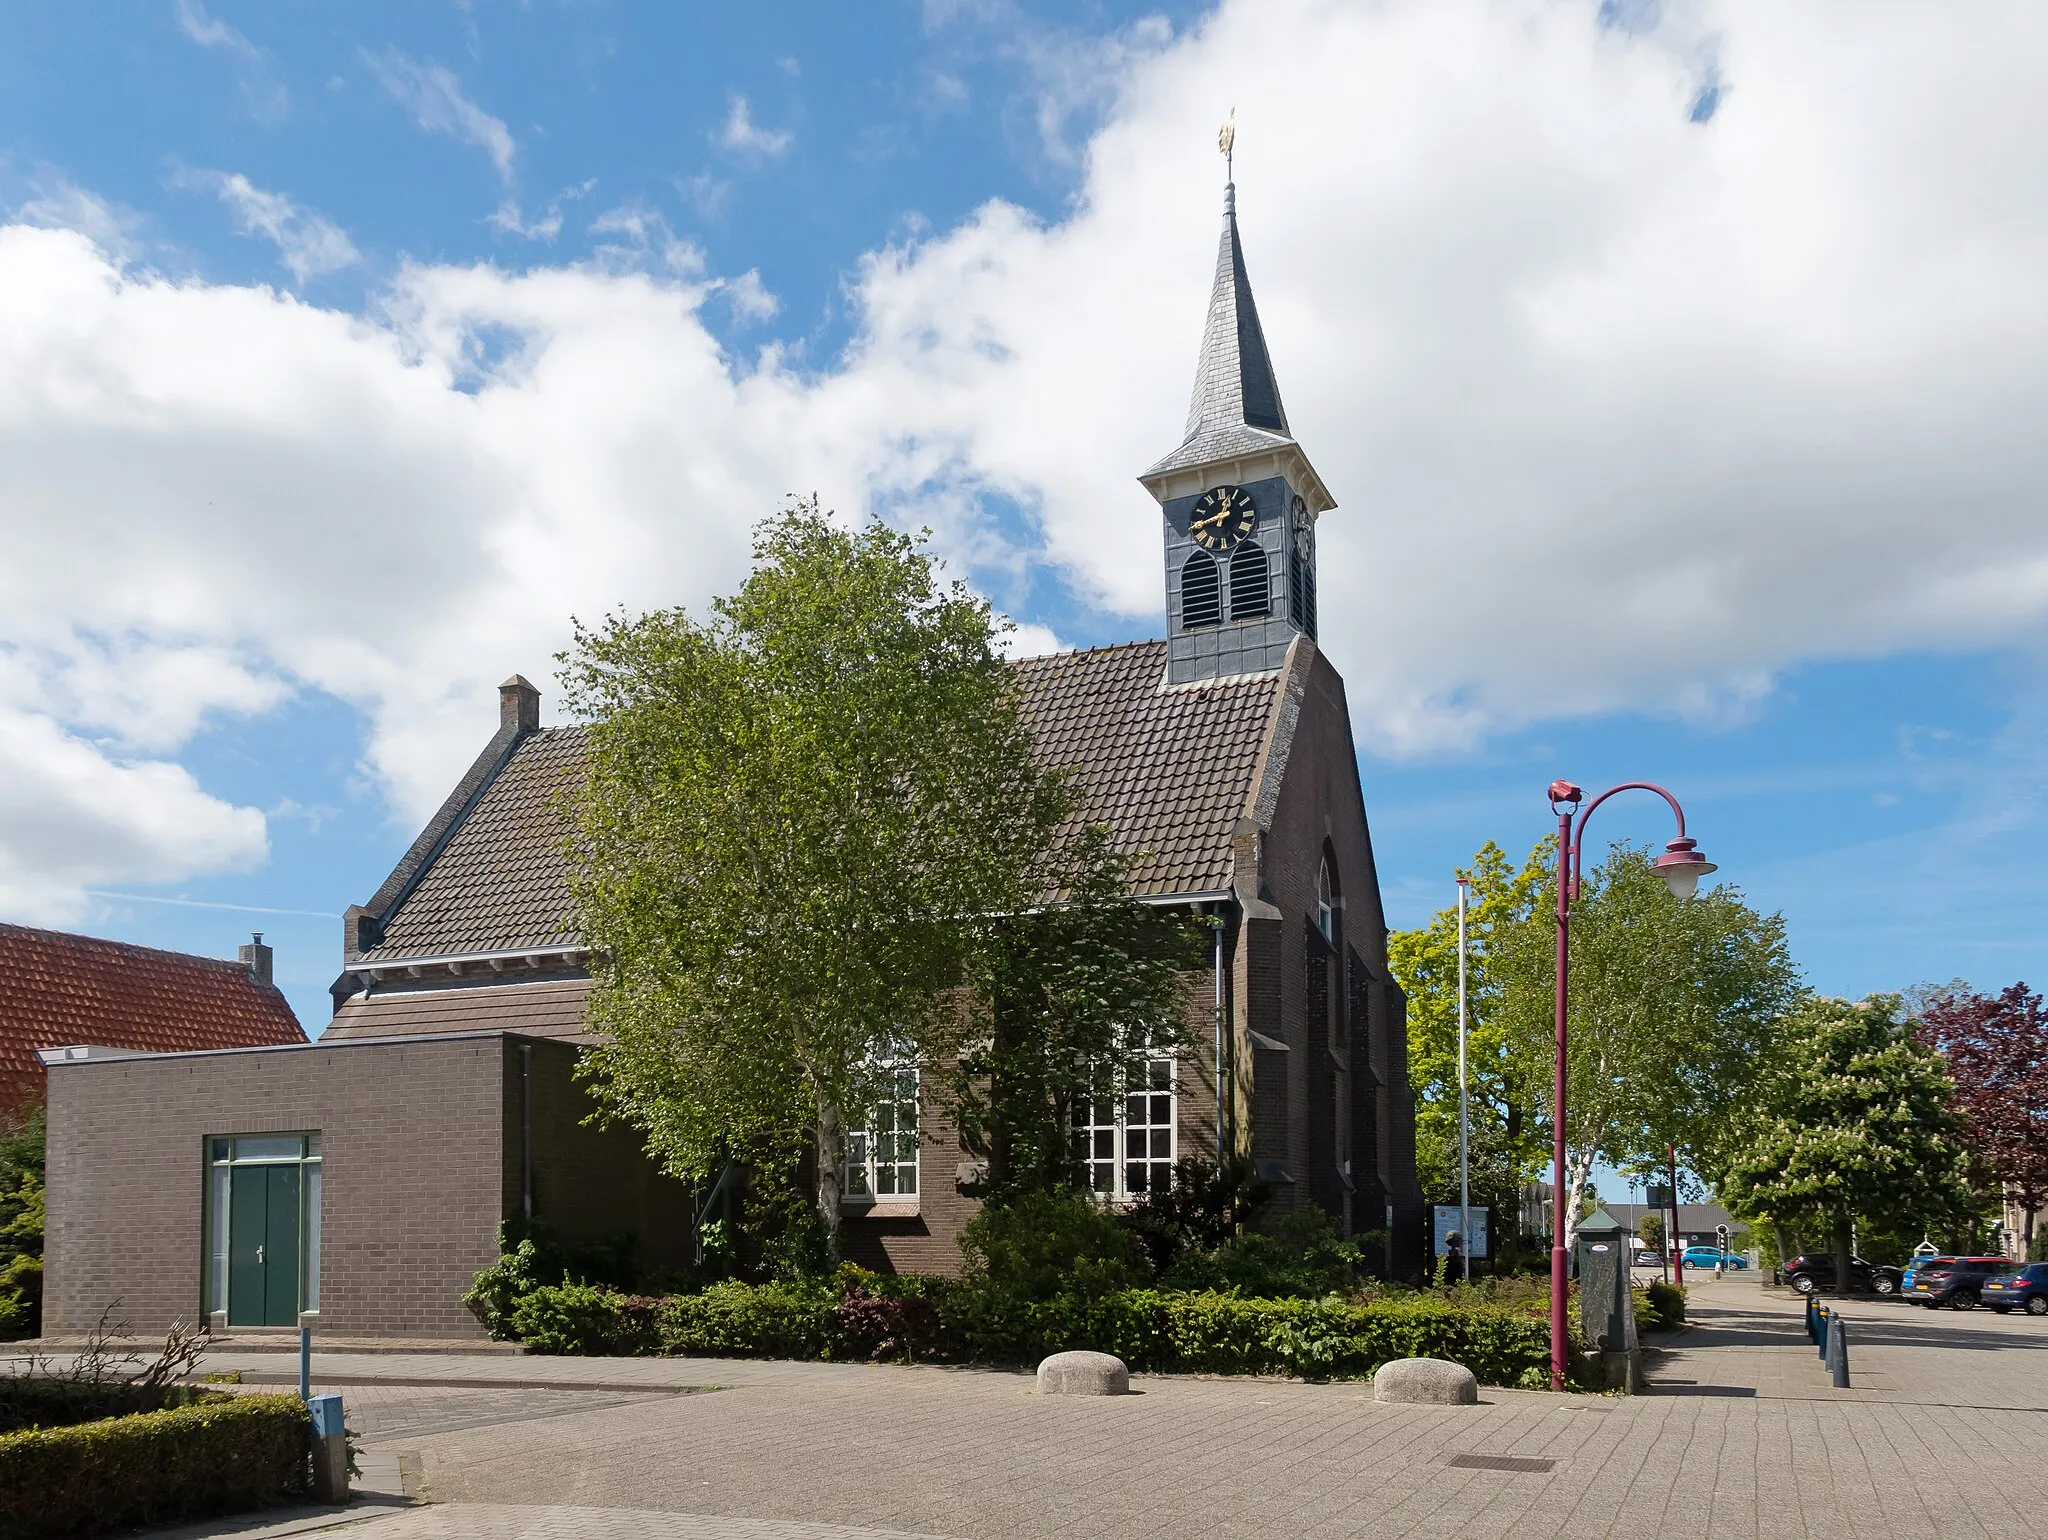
1074, 1055, 1176, 1200
1316, 856, 1336, 942
843, 1065, 919, 1203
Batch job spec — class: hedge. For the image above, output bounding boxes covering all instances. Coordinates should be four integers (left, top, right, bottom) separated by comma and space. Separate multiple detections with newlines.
0, 1392, 310, 1539
507, 1276, 1556, 1386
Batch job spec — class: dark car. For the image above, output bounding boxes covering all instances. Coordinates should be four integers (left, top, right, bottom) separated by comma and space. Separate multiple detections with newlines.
1907, 1256, 2016, 1309
1981, 1262, 2048, 1315
1901, 1255, 1954, 1294
1783, 1254, 1902, 1296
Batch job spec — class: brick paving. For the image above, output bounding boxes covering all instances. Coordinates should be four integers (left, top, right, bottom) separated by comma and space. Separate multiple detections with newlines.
146, 1275, 2048, 1540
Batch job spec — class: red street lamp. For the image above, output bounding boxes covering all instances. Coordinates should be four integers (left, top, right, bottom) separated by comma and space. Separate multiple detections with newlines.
1545, 779, 1716, 1391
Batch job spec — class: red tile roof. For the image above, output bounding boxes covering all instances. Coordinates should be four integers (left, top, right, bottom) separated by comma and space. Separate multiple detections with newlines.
0, 923, 305, 1114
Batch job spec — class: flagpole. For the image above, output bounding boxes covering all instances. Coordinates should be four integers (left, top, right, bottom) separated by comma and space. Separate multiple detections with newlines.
1457, 875, 1471, 1284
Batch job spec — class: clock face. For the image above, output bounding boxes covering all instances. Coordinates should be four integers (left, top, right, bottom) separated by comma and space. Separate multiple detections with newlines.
1188, 485, 1258, 552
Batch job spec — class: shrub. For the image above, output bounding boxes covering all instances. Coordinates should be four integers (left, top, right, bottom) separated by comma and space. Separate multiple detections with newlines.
1640, 1281, 1685, 1331
1162, 1208, 1366, 1298
837, 1286, 951, 1362
463, 1219, 642, 1338
958, 1192, 1150, 1301
0, 1379, 218, 1436
0, 1393, 309, 1539
660, 1280, 839, 1360
507, 1282, 664, 1356
1114, 1158, 1266, 1272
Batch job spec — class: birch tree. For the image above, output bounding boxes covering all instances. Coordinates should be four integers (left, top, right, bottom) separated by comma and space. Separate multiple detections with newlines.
562, 502, 1071, 1251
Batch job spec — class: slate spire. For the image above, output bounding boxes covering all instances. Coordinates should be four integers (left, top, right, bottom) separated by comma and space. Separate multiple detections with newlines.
1143, 180, 1306, 482
1188, 182, 1289, 439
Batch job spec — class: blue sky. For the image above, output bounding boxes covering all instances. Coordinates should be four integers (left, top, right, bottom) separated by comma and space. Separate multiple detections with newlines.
3, 0, 2047, 1073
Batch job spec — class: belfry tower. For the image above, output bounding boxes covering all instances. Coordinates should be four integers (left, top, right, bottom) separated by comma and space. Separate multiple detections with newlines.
1140, 175, 1334, 687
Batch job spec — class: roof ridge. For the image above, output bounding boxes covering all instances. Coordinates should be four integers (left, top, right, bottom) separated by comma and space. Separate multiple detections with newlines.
0, 921, 258, 974
1005, 636, 1166, 667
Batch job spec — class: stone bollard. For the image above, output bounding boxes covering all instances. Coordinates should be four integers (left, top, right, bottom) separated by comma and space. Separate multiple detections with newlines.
1035, 1350, 1130, 1396
307, 1393, 349, 1504
1371, 1357, 1478, 1405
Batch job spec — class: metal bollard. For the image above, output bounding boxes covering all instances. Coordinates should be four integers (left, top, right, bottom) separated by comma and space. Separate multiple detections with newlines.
1816, 1305, 1829, 1360
299, 1325, 311, 1401
1829, 1317, 1851, 1388
308, 1392, 349, 1504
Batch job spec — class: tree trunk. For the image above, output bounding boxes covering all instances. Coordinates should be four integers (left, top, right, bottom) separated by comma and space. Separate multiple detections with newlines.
815, 1095, 844, 1247
1833, 1213, 1855, 1298
1772, 1221, 1791, 1278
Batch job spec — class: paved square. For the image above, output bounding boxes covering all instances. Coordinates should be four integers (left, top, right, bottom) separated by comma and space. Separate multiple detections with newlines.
157, 1275, 2048, 1540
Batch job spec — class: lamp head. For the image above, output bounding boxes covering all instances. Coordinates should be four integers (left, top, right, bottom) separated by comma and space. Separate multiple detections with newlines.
1549, 779, 1583, 810
1653, 837, 1717, 900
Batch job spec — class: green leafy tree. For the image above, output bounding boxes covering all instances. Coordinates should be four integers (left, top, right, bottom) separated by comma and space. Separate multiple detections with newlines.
0, 1106, 45, 1340
1394, 838, 1799, 1250
940, 827, 1207, 1200
1720, 995, 1979, 1295
1387, 842, 1552, 1236
564, 503, 1073, 1248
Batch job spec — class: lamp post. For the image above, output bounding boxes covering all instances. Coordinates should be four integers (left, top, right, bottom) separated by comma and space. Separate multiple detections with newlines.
1546, 779, 1716, 1392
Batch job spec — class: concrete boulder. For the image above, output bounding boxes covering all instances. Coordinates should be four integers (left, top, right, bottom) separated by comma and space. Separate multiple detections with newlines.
1036, 1350, 1130, 1396
1372, 1357, 1479, 1405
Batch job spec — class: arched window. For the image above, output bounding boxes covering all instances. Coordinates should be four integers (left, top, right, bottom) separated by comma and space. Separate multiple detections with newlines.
1229, 543, 1271, 620
1316, 855, 1336, 942
1181, 549, 1221, 628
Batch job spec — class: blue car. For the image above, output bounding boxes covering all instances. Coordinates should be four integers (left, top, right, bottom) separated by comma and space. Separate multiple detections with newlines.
1980, 1262, 2048, 1316
1680, 1246, 1746, 1270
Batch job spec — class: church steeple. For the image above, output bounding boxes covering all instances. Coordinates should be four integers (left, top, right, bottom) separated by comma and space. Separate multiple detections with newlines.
1142, 161, 1333, 687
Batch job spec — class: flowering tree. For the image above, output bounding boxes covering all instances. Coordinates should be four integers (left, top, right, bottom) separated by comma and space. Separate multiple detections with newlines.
1917, 983, 2048, 1252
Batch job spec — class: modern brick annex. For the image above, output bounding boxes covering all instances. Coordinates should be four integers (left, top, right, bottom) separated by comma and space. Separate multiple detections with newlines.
42, 177, 1426, 1339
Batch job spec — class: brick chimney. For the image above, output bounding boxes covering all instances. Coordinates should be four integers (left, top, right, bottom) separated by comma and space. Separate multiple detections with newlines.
238, 932, 274, 987
501, 674, 541, 733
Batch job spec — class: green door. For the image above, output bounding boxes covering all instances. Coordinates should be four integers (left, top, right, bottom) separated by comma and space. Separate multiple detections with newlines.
227, 1164, 302, 1326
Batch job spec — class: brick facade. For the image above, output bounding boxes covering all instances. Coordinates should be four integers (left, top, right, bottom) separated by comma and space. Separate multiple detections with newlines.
44, 1032, 693, 1339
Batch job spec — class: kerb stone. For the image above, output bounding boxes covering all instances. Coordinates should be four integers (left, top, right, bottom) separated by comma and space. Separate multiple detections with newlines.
1372, 1357, 1478, 1405
1036, 1350, 1130, 1396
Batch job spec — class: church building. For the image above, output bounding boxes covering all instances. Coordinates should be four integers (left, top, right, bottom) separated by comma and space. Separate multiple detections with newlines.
40, 180, 1426, 1340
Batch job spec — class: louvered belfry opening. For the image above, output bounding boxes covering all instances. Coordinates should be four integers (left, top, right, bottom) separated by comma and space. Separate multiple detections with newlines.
1228, 542, 1270, 620
1290, 542, 1316, 637
1182, 549, 1222, 628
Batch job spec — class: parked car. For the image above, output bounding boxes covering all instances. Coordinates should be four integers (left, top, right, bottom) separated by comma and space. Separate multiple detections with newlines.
1783, 1254, 1903, 1296
1680, 1246, 1747, 1270
1980, 1262, 2048, 1316
1906, 1256, 2016, 1309
1901, 1255, 1954, 1294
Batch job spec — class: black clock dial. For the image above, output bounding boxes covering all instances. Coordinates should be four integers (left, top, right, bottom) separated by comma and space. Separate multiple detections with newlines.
1188, 485, 1258, 552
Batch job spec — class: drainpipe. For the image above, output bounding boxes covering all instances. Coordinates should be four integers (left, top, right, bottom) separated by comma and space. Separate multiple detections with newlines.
520, 1042, 534, 1219
1214, 903, 1227, 1166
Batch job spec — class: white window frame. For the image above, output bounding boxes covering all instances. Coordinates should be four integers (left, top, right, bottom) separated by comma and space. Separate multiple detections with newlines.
1316, 857, 1336, 943
842, 1064, 919, 1207
1074, 1054, 1176, 1202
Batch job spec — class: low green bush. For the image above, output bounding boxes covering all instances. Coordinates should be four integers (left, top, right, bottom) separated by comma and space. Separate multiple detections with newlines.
0, 1392, 309, 1539
1161, 1209, 1366, 1299
0, 1378, 216, 1435
503, 1273, 1553, 1384
661, 1280, 840, 1359
1639, 1281, 1685, 1331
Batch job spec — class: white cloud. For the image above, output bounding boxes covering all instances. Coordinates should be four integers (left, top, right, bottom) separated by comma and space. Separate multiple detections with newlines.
715, 95, 793, 159
174, 0, 258, 61
0, 707, 266, 925
183, 170, 359, 282
367, 50, 515, 184
6, 0, 2048, 916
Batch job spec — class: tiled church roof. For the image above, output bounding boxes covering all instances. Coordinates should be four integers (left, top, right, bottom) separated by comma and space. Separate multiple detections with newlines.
0, 923, 304, 1112
346, 640, 1282, 968
1012, 639, 1278, 898
358, 727, 587, 963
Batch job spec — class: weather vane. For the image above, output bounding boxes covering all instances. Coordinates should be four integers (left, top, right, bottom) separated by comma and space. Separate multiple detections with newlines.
1218, 107, 1236, 182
